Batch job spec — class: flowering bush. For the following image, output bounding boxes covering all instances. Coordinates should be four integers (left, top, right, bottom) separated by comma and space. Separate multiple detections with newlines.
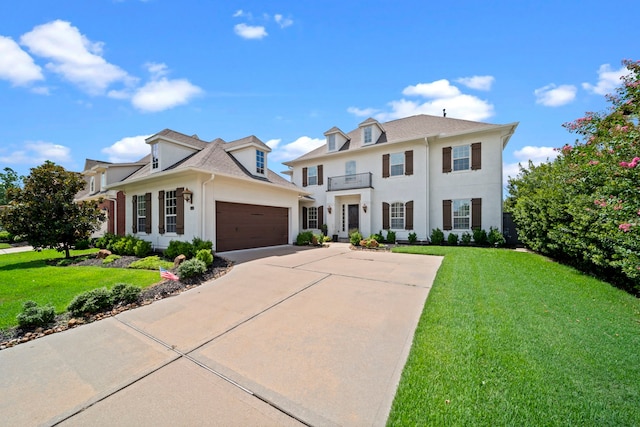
507, 59, 640, 292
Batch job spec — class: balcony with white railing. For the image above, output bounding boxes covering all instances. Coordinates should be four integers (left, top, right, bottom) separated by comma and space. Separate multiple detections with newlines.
327, 172, 372, 191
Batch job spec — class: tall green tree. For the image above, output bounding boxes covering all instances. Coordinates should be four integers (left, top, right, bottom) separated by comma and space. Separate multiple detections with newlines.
0, 161, 105, 258
507, 59, 640, 292
0, 167, 21, 205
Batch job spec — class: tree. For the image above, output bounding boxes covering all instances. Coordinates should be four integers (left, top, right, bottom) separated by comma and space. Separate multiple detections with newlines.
0, 161, 105, 258
507, 59, 640, 292
0, 167, 21, 205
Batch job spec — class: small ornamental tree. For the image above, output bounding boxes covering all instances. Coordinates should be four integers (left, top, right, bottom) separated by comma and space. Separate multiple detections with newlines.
0, 161, 105, 258
507, 59, 640, 291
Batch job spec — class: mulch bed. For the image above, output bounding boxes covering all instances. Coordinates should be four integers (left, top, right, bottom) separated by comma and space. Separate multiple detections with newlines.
0, 254, 233, 350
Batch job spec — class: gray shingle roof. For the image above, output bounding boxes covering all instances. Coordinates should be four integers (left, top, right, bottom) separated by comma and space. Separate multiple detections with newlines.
286, 114, 502, 164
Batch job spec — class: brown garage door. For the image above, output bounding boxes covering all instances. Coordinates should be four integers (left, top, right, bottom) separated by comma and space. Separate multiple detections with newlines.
216, 202, 289, 252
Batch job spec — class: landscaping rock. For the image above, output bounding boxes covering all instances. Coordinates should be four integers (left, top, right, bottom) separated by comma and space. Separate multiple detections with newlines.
173, 254, 186, 268
96, 249, 112, 259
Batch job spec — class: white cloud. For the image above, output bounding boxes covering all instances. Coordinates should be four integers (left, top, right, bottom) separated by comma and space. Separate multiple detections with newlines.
265, 138, 281, 150
503, 145, 559, 185
145, 62, 169, 78
131, 77, 203, 112
269, 136, 325, 163
232, 9, 245, 18
0, 36, 44, 86
20, 20, 132, 95
582, 63, 631, 95
351, 78, 495, 122
534, 84, 577, 107
403, 79, 461, 98
456, 75, 495, 91
0, 141, 71, 166
30, 86, 50, 95
234, 23, 268, 40
101, 134, 152, 162
274, 14, 293, 28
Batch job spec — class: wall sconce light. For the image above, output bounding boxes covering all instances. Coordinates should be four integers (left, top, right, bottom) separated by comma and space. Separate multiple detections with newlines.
183, 188, 193, 204
362, 203, 367, 213
327, 205, 332, 214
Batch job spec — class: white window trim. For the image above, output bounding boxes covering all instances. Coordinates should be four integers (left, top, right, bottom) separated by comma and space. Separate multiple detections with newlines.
452, 145, 471, 172
390, 201, 405, 230
89, 176, 95, 193
165, 190, 177, 233
308, 166, 318, 186
390, 152, 405, 176
327, 134, 336, 152
256, 150, 265, 175
308, 206, 318, 229
137, 194, 147, 233
363, 125, 373, 144
453, 199, 471, 230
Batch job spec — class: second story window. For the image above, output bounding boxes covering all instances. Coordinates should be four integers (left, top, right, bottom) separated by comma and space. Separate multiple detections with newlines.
327, 134, 336, 151
152, 144, 159, 170
363, 126, 373, 144
256, 150, 265, 174
453, 145, 470, 171
308, 166, 318, 186
390, 153, 404, 176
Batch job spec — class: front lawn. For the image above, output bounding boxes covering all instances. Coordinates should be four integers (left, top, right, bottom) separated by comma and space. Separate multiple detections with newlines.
388, 246, 640, 426
0, 249, 160, 330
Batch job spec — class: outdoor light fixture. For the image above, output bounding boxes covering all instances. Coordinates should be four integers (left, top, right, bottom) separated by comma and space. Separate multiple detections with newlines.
327, 205, 332, 214
183, 188, 193, 204
362, 203, 367, 213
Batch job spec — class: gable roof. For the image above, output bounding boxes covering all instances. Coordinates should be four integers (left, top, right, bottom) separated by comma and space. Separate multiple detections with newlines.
284, 114, 507, 164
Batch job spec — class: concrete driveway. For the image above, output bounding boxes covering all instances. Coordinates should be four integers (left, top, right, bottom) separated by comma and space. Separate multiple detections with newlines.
0, 243, 442, 426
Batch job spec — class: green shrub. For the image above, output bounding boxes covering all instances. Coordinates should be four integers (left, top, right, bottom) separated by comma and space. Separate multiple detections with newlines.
0, 230, 14, 242
386, 230, 396, 244
447, 232, 459, 245
195, 248, 214, 267
134, 239, 152, 257
129, 255, 173, 270
430, 228, 445, 245
95, 233, 118, 249
177, 258, 207, 280
295, 231, 314, 246
461, 232, 472, 245
110, 283, 141, 305
488, 226, 506, 247
74, 238, 91, 250
103, 254, 121, 265
16, 300, 55, 330
192, 237, 213, 253
67, 288, 112, 317
371, 231, 385, 243
322, 235, 332, 243
473, 228, 488, 246
408, 231, 417, 244
349, 230, 363, 246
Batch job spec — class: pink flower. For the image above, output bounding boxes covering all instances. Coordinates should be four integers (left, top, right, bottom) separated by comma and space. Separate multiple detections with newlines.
562, 144, 572, 153
588, 160, 599, 165
619, 223, 632, 232
614, 204, 623, 211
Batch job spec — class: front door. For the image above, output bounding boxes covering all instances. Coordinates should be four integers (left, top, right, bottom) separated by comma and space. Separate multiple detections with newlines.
348, 204, 359, 232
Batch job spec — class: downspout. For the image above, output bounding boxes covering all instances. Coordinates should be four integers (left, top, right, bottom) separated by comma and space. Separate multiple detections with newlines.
201, 174, 215, 244
424, 137, 430, 242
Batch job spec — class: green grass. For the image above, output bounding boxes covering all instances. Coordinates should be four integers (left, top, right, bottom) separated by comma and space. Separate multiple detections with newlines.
388, 246, 640, 426
0, 243, 11, 249
0, 249, 161, 329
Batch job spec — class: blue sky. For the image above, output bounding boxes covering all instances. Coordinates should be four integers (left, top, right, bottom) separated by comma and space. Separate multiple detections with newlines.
1, 0, 638, 185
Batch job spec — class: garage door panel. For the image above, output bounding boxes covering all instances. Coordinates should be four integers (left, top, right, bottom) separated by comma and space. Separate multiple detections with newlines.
216, 202, 288, 252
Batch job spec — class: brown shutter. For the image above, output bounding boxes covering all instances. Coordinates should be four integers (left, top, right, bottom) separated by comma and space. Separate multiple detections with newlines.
443, 200, 452, 231
132, 195, 138, 233
302, 167, 308, 187
405, 150, 413, 175
302, 207, 308, 229
176, 187, 185, 235
405, 201, 414, 230
471, 142, 482, 170
145, 192, 152, 233
383, 202, 390, 230
317, 165, 323, 186
318, 206, 324, 228
382, 154, 390, 178
116, 191, 126, 236
158, 190, 165, 234
442, 147, 452, 173
472, 198, 482, 229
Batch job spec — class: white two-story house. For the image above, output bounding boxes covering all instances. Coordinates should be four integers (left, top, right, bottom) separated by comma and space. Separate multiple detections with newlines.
100, 129, 306, 252
283, 114, 518, 242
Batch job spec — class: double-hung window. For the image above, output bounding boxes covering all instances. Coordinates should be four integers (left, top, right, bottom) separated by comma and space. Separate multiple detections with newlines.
256, 150, 265, 174
165, 190, 177, 233
307, 207, 318, 229
345, 160, 356, 182
89, 176, 95, 193
152, 144, 159, 170
390, 153, 404, 176
327, 134, 336, 151
307, 166, 318, 186
453, 199, 470, 229
137, 195, 147, 233
363, 126, 373, 144
453, 145, 470, 171
391, 202, 404, 229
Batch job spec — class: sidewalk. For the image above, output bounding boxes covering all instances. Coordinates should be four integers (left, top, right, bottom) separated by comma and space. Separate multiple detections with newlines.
0, 245, 34, 255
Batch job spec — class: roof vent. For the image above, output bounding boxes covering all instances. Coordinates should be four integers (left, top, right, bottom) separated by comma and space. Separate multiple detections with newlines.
443, 109, 447, 118
191, 134, 200, 140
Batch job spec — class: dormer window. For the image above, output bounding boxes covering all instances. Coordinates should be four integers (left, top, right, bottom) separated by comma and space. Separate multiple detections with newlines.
363, 126, 373, 144
100, 172, 106, 189
256, 150, 265, 174
89, 176, 95, 193
327, 134, 336, 152
151, 144, 159, 170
